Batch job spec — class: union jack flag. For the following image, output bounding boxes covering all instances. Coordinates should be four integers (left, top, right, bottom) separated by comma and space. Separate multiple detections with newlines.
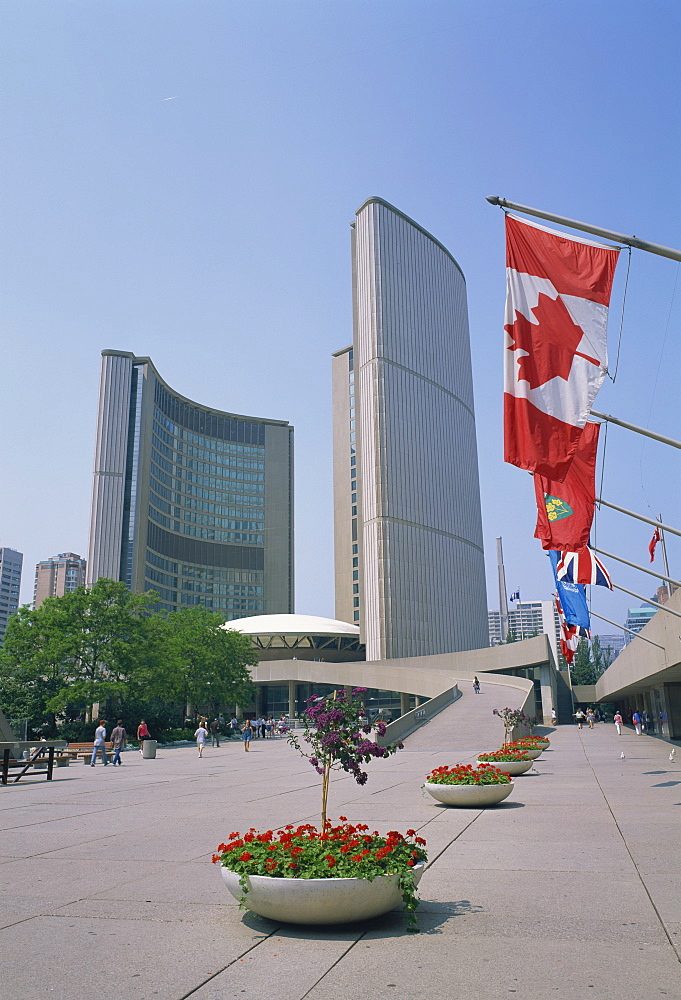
555, 547, 612, 589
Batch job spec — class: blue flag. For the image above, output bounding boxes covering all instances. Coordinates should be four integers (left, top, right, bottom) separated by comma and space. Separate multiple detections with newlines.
509, 590, 520, 603
549, 550, 590, 629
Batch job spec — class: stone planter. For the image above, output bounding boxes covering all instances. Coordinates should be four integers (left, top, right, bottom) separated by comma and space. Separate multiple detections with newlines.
424, 780, 514, 807
476, 758, 534, 776
511, 747, 542, 760
220, 863, 425, 924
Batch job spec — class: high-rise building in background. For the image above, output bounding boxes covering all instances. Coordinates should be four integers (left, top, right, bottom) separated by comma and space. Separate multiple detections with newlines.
33, 552, 87, 609
86, 351, 294, 619
488, 600, 561, 663
595, 633, 626, 661
624, 605, 657, 644
333, 198, 487, 660
0, 548, 23, 646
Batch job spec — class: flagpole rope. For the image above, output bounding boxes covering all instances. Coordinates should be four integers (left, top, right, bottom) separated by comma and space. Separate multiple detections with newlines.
608, 247, 631, 383
638, 258, 680, 511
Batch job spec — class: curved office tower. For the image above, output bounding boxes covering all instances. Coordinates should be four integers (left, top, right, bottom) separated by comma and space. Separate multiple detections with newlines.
87, 351, 293, 618
333, 198, 487, 660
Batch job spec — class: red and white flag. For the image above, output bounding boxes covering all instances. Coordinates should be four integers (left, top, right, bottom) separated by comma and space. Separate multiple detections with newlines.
504, 215, 619, 481
649, 528, 662, 563
555, 597, 590, 665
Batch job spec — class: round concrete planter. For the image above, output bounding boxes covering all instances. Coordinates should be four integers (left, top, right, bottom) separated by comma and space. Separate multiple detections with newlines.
476, 757, 534, 776
220, 863, 425, 924
424, 780, 514, 807
511, 747, 542, 760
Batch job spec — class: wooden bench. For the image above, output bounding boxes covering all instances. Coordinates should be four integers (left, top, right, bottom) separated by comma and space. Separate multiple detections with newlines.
65, 742, 114, 763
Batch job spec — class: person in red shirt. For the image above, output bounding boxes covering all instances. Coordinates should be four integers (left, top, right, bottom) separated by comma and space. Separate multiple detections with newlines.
137, 720, 150, 752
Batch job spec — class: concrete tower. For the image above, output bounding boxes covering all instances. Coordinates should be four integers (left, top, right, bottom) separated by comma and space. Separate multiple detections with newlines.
333, 198, 487, 660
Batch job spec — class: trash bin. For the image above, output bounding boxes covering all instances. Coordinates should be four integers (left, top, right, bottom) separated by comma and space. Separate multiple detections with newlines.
142, 740, 157, 759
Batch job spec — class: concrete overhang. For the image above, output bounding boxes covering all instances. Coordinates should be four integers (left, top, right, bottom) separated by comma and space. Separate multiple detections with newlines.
595, 587, 681, 701
251, 633, 553, 702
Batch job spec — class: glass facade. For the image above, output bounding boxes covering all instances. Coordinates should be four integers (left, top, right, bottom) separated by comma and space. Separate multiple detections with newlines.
87, 351, 293, 619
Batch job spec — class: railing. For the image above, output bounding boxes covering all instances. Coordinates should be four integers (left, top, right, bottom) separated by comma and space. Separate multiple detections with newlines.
376, 686, 461, 746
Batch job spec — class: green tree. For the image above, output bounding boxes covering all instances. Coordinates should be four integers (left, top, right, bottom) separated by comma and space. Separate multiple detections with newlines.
0, 579, 160, 723
570, 638, 598, 685
153, 606, 256, 717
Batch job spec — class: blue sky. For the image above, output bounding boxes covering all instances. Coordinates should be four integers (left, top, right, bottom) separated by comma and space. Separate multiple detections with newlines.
2, 0, 680, 637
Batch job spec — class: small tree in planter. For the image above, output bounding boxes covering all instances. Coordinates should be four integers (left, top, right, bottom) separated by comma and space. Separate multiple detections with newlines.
493, 707, 531, 745
214, 687, 428, 928
289, 687, 403, 828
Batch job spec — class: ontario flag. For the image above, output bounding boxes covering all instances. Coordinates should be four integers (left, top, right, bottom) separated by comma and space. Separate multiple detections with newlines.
534, 420, 599, 551
504, 214, 620, 481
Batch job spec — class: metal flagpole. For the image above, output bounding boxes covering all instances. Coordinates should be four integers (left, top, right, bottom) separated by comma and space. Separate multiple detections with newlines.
595, 499, 681, 539
486, 196, 681, 263
612, 583, 681, 620
590, 410, 681, 451
588, 611, 666, 651
657, 515, 673, 600
589, 545, 681, 590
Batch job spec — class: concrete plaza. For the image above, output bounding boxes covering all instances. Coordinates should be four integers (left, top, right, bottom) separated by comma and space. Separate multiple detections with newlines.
1, 680, 680, 1000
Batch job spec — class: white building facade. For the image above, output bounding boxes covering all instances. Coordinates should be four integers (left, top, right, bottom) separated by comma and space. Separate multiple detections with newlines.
334, 198, 488, 661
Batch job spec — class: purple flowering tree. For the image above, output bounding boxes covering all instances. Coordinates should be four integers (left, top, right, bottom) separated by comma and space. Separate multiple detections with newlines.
289, 688, 404, 829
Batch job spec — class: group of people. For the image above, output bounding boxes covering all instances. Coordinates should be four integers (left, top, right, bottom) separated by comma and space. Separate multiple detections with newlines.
194, 715, 290, 755
89, 719, 151, 765
573, 707, 600, 730
574, 708, 653, 736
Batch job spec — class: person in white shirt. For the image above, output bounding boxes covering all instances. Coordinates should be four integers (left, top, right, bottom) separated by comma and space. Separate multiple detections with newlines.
90, 720, 109, 766
195, 724, 208, 757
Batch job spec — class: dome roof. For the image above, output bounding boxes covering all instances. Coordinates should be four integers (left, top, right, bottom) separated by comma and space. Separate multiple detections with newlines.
222, 613, 360, 638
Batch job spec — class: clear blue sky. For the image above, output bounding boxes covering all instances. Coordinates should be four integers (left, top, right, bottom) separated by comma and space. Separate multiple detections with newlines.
2, 0, 680, 637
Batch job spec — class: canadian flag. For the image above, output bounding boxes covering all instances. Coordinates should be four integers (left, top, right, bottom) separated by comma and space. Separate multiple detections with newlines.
504, 215, 620, 480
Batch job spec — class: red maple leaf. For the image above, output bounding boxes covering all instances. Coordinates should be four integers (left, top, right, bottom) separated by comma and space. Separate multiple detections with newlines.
505, 293, 586, 389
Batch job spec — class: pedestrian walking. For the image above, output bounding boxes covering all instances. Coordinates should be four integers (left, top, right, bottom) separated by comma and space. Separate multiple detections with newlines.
90, 720, 109, 766
614, 712, 623, 735
586, 708, 595, 729
259, 716, 267, 740
137, 719, 150, 752
210, 719, 220, 747
574, 709, 585, 730
551, 708, 557, 726
230, 716, 239, 737
473, 676, 481, 694
195, 723, 208, 757
632, 710, 642, 735
265, 717, 273, 738
241, 720, 253, 752
111, 720, 127, 765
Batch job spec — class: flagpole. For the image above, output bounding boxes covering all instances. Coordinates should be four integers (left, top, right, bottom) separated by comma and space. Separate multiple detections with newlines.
657, 516, 673, 600
486, 196, 681, 263
590, 410, 681, 451
589, 545, 681, 590
588, 611, 666, 650
595, 499, 681, 539
611, 583, 681, 620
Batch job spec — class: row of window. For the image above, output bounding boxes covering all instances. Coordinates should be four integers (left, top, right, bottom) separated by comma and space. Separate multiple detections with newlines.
153, 423, 265, 471
145, 551, 264, 585
148, 505, 264, 545
184, 470, 265, 494
181, 581, 264, 596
